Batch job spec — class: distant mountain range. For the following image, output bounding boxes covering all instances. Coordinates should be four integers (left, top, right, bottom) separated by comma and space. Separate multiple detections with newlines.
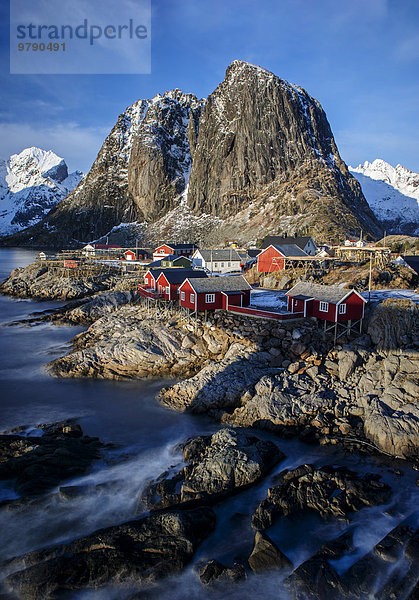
1, 61, 384, 248
4, 62, 417, 248
0, 147, 83, 236
350, 159, 419, 236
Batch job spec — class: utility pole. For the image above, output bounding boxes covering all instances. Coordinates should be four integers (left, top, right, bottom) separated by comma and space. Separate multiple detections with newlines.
368, 251, 372, 301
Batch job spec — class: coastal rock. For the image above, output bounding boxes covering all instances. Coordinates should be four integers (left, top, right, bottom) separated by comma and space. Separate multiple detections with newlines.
367, 298, 419, 350
224, 373, 336, 431
356, 350, 419, 458
342, 520, 419, 600
48, 305, 240, 380
251, 464, 391, 530
0, 262, 115, 300
337, 349, 358, 380
139, 428, 284, 510
159, 345, 270, 414
62, 290, 136, 323
247, 531, 292, 573
285, 530, 354, 600
199, 559, 246, 585
0, 421, 102, 496
3, 507, 216, 600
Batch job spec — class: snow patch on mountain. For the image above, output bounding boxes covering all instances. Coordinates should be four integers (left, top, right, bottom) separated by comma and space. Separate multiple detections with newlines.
349, 159, 419, 235
0, 147, 84, 235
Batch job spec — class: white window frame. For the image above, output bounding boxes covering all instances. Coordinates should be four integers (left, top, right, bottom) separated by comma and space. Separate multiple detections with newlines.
338, 303, 346, 314
319, 301, 329, 312
190, 293, 195, 302
166, 286, 170, 295
181, 291, 185, 301
205, 293, 215, 303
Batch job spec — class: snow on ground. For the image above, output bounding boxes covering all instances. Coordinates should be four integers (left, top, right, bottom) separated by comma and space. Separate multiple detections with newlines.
250, 289, 288, 311
361, 289, 419, 303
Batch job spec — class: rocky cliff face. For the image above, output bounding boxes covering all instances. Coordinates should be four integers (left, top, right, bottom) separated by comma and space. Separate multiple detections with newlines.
128, 90, 204, 221
187, 60, 379, 244
3, 61, 382, 248
4, 92, 204, 247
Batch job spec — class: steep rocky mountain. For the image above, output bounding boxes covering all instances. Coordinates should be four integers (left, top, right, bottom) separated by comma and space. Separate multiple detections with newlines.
0, 147, 83, 236
350, 159, 419, 236
3, 61, 382, 248
3, 91, 204, 248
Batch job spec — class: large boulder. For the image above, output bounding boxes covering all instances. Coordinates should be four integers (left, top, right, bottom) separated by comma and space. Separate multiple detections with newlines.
252, 464, 392, 530
224, 373, 336, 431
159, 346, 272, 414
248, 531, 292, 573
356, 350, 419, 458
0, 421, 102, 496
139, 428, 284, 510
3, 507, 216, 600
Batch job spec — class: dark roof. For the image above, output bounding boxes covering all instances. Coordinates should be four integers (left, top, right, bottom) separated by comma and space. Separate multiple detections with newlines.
147, 260, 163, 268
162, 254, 192, 262
157, 243, 196, 250
261, 236, 315, 250
402, 255, 419, 275
292, 294, 313, 301
146, 268, 164, 279
197, 249, 242, 262
184, 275, 251, 294
158, 269, 208, 284
287, 281, 366, 303
269, 244, 308, 257
246, 248, 261, 258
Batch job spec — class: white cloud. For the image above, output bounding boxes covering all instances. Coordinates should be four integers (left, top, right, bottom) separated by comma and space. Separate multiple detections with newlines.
0, 121, 109, 173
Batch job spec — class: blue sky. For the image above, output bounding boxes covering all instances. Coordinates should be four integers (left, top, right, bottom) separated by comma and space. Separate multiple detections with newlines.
0, 0, 418, 173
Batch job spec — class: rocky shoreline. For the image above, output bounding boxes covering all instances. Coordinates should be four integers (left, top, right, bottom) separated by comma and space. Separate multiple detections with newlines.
1, 262, 419, 599
2, 263, 418, 461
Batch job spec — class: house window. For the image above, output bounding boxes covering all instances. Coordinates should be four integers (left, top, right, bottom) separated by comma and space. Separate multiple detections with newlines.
228, 262, 231, 267
181, 292, 185, 301
213, 262, 218, 268
190, 293, 195, 302
166, 287, 170, 295
319, 301, 329, 312
205, 293, 215, 303
221, 262, 224, 267
339, 304, 346, 314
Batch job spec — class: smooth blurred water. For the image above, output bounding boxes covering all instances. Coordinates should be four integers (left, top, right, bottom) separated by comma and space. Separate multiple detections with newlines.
0, 249, 417, 600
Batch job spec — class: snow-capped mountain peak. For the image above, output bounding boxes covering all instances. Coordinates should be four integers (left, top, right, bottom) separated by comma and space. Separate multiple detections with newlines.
0, 147, 84, 236
349, 159, 419, 235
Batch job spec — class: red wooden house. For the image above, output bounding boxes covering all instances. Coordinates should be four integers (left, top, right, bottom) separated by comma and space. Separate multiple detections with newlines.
178, 275, 251, 313
123, 250, 136, 261
153, 243, 197, 262
156, 269, 208, 301
286, 282, 366, 322
143, 268, 164, 290
257, 244, 308, 273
